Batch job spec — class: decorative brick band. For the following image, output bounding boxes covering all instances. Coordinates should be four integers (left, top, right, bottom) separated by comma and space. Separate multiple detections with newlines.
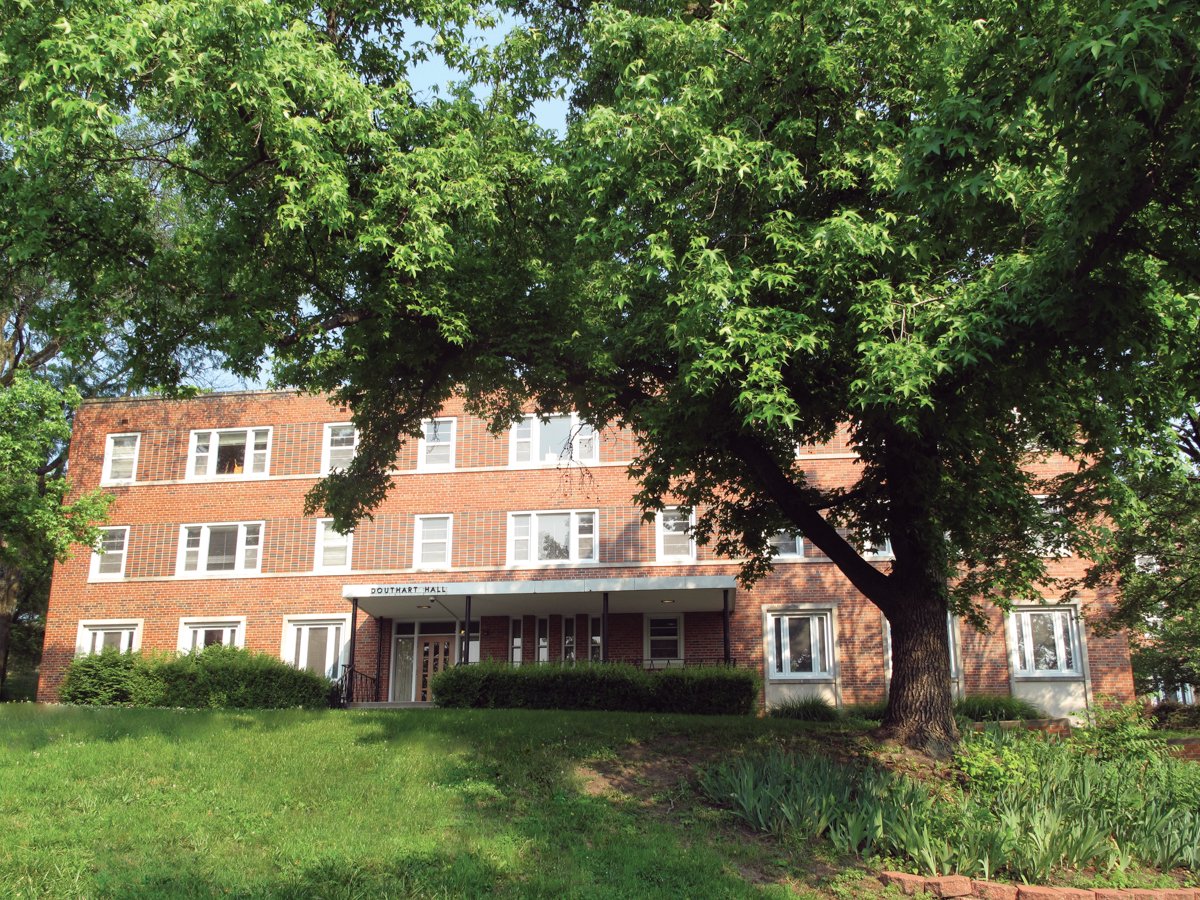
878, 873, 1200, 898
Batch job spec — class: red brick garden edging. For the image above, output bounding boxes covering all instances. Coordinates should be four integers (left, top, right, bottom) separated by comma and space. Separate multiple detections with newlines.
880, 872, 1198, 898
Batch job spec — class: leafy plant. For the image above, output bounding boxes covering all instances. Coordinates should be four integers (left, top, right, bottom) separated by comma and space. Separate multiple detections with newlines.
430, 660, 759, 715
58, 645, 332, 709
767, 697, 840, 722
954, 696, 1046, 723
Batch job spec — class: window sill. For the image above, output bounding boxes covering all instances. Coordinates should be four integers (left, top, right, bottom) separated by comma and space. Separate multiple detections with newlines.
87, 575, 128, 583
183, 474, 271, 483
1012, 673, 1084, 681
767, 674, 836, 683
172, 571, 264, 580
504, 561, 600, 568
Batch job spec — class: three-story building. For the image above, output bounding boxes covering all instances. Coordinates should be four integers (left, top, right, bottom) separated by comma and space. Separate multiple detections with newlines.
38, 390, 1135, 717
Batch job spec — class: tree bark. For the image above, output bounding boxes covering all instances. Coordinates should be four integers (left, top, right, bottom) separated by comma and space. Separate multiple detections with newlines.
876, 583, 959, 753
0, 565, 22, 696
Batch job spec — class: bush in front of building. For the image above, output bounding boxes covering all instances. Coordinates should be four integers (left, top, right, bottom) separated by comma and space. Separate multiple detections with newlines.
954, 694, 1045, 722
430, 660, 759, 715
766, 696, 840, 721
58, 646, 333, 709
1150, 700, 1200, 731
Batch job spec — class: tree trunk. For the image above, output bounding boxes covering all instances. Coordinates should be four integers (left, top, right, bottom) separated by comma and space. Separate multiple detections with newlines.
876, 587, 959, 754
0, 565, 22, 696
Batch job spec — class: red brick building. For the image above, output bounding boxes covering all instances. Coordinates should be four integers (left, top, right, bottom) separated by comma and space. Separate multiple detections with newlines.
38, 390, 1135, 715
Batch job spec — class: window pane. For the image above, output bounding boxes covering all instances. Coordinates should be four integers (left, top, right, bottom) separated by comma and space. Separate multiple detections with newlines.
305, 627, 328, 674
101, 631, 124, 650
109, 436, 137, 479
1030, 613, 1060, 670
649, 617, 679, 659
420, 518, 449, 564
328, 426, 356, 471
787, 616, 814, 673
769, 532, 799, 556
250, 430, 269, 474
215, 432, 247, 474
662, 512, 691, 556
1059, 613, 1075, 670
577, 513, 595, 560
203, 629, 224, 647
206, 525, 239, 571
243, 524, 261, 570
193, 433, 210, 475
512, 514, 530, 561
424, 420, 452, 465
774, 617, 784, 673
537, 513, 570, 560
576, 424, 596, 461
514, 418, 532, 462
97, 529, 125, 574
183, 526, 201, 571
539, 416, 573, 462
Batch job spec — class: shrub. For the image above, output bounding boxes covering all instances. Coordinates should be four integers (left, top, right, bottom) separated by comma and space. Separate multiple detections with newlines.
767, 696, 840, 722
954, 694, 1045, 722
58, 645, 333, 709
57, 648, 164, 706
430, 660, 759, 715
1072, 696, 1163, 762
1150, 700, 1200, 731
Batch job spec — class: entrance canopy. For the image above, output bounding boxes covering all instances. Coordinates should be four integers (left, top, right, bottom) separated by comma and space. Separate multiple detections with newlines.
343, 575, 738, 619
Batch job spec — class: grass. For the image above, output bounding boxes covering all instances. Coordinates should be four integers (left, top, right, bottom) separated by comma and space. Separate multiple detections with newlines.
0, 705, 886, 900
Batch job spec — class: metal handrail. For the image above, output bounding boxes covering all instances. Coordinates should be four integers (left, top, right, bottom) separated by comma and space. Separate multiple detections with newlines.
337, 665, 380, 706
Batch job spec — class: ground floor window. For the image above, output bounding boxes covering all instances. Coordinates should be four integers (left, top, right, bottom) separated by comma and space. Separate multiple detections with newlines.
178, 617, 245, 652
76, 619, 141, 655
645, 615, 683, 664
284, 617, 347, 679
1010, 608, 1081, 676
768, 611, 832, 678
511, 618, 523, 664
563, 616, 604, 663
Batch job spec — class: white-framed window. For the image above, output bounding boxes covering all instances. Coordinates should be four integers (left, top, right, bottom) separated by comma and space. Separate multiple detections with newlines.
282, 615, 348, 680
1010, 607, 1082, 676
101, 433, 140, 483
414, 515, 453, 569
645, 615, 684, 664
76, 619, 142, 656
863, 538, 894, 559
510, 618, 523, 664
187, 428, 272, 479
536, 617, 549, 662
769, 531, 804, 558
509, 414, 597, 466
656, 508, 695, 561
89, 527, 129, 579
508, 510, 598, 565
322, 423, 358, 474
177, 617, 247, 652
314, 520, 353, 572
175, 522, 264, 576
563, 617, 577, 662
417, 418, 456, 471
767, 611, 833, 678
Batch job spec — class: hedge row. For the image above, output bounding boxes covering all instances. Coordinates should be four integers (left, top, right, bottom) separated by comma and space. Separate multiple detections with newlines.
430, 659, 760, 715
58, 645, 334, 709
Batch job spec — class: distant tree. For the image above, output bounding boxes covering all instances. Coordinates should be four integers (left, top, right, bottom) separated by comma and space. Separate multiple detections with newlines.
1090, 414, 1200, 697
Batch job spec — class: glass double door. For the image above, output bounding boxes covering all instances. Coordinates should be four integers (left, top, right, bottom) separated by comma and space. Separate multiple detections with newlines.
393, 622, 456, 702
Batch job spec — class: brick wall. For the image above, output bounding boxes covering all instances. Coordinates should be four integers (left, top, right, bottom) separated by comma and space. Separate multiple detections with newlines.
38, 391, 1135, 710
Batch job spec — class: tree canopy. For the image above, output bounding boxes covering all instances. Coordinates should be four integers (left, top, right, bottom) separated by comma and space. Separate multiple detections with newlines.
3, 0, 1199, 745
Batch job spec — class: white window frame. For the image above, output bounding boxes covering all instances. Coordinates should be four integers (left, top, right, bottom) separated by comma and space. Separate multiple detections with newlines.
508, 413, 598, 467
177, 616, 247, 652
89, 526, 130, 580
644, 614, 684, 666
280, 614, 350, 680
175, 522, 265, 578
863, 537, 894, 559
506, 509, 599, 565
417, 417, 457, 472
413, 515, 453, 569
766, 609, 834, 680
76, 618, 143, 656
314, 519, 353, 573
1009, 606, 1083, 677
321, 423, 359, 475
101, 433, 140, 484
656, 508, 696, 561
1033, 496, 1072, 557
186, 427, 273, 480
768, 531, 805, 560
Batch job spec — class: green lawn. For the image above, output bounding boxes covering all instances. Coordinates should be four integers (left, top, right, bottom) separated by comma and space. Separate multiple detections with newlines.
0, 706, 880, 900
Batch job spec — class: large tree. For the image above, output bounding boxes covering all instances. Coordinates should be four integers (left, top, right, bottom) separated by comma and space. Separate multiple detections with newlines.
5, 0, 1198, 746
